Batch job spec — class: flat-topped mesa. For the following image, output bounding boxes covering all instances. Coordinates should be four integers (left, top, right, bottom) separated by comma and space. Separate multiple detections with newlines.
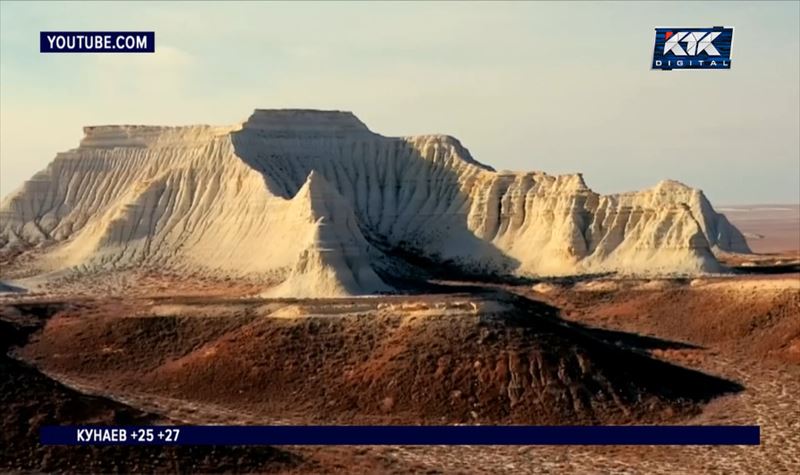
80, 124, 237, 149
1, 107, 752, 285
238, 109, 376, 138
78, 109, 375, 149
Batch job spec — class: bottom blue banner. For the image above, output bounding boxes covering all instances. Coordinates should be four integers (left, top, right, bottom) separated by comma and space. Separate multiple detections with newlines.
40, 425, 760, 446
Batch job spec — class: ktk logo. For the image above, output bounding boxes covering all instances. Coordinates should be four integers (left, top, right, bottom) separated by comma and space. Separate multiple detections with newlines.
652, 27, 733, 70
663, 31, 721, 56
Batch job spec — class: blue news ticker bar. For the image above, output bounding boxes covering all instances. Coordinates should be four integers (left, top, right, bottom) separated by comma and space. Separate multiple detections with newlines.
41, 425, 761, 446
40, 31, 155, 53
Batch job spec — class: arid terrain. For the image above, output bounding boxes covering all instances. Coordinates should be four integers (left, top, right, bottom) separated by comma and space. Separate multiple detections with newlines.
721, 205, 800, 254
0, 110, 798, 473
1, 248, 798, 473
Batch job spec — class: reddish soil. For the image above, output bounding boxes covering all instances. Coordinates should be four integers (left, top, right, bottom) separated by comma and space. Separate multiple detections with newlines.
17, 292, 739, 427
0, 303, 304, 473
1, 267, 797, 473
525, 277, 800, 364
1, 302, 426, 474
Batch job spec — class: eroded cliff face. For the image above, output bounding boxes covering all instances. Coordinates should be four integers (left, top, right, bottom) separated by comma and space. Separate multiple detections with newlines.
0, 109, 749, 295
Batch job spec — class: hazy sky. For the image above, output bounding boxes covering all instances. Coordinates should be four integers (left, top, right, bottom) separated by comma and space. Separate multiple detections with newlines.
1, 1, 798, 204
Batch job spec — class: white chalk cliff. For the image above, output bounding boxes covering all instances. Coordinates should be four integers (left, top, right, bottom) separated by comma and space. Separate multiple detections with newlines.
0, 109, 749, 296
264, 170, 392, 298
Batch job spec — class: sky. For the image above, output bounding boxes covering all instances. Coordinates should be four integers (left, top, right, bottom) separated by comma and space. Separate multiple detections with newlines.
1, 1, 798, 205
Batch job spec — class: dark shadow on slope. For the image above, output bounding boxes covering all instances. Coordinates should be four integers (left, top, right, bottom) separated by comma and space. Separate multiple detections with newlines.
14, 292, 744, 426
477, 286, 707, 354
567, 323, 703, 351
480, 289, 744, 403
0, 281, 27, 293
0, 302, 304, 474
731, 263, 800, 274
230, 125, 522, 281
373, 240, 618, 292
438, 285, 743, 404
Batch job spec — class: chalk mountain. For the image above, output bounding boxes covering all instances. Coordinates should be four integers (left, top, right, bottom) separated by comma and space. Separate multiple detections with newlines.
0, 109, 749, 296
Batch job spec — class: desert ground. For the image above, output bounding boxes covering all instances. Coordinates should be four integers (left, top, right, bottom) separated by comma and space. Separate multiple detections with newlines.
1, 246, 798, 473
720, 205, 799, 254
0, 112, 798, 473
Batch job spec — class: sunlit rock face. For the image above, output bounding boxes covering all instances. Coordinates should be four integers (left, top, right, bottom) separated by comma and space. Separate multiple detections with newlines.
0, 109, 749, 296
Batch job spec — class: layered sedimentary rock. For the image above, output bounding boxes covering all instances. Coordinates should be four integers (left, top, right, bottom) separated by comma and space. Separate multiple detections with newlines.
0, 109, 749, 295
264, 171, 392, 298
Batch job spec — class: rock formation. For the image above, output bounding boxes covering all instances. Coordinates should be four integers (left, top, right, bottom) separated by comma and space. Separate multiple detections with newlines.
0, 109, 750, 296
263, 171, 392, 298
